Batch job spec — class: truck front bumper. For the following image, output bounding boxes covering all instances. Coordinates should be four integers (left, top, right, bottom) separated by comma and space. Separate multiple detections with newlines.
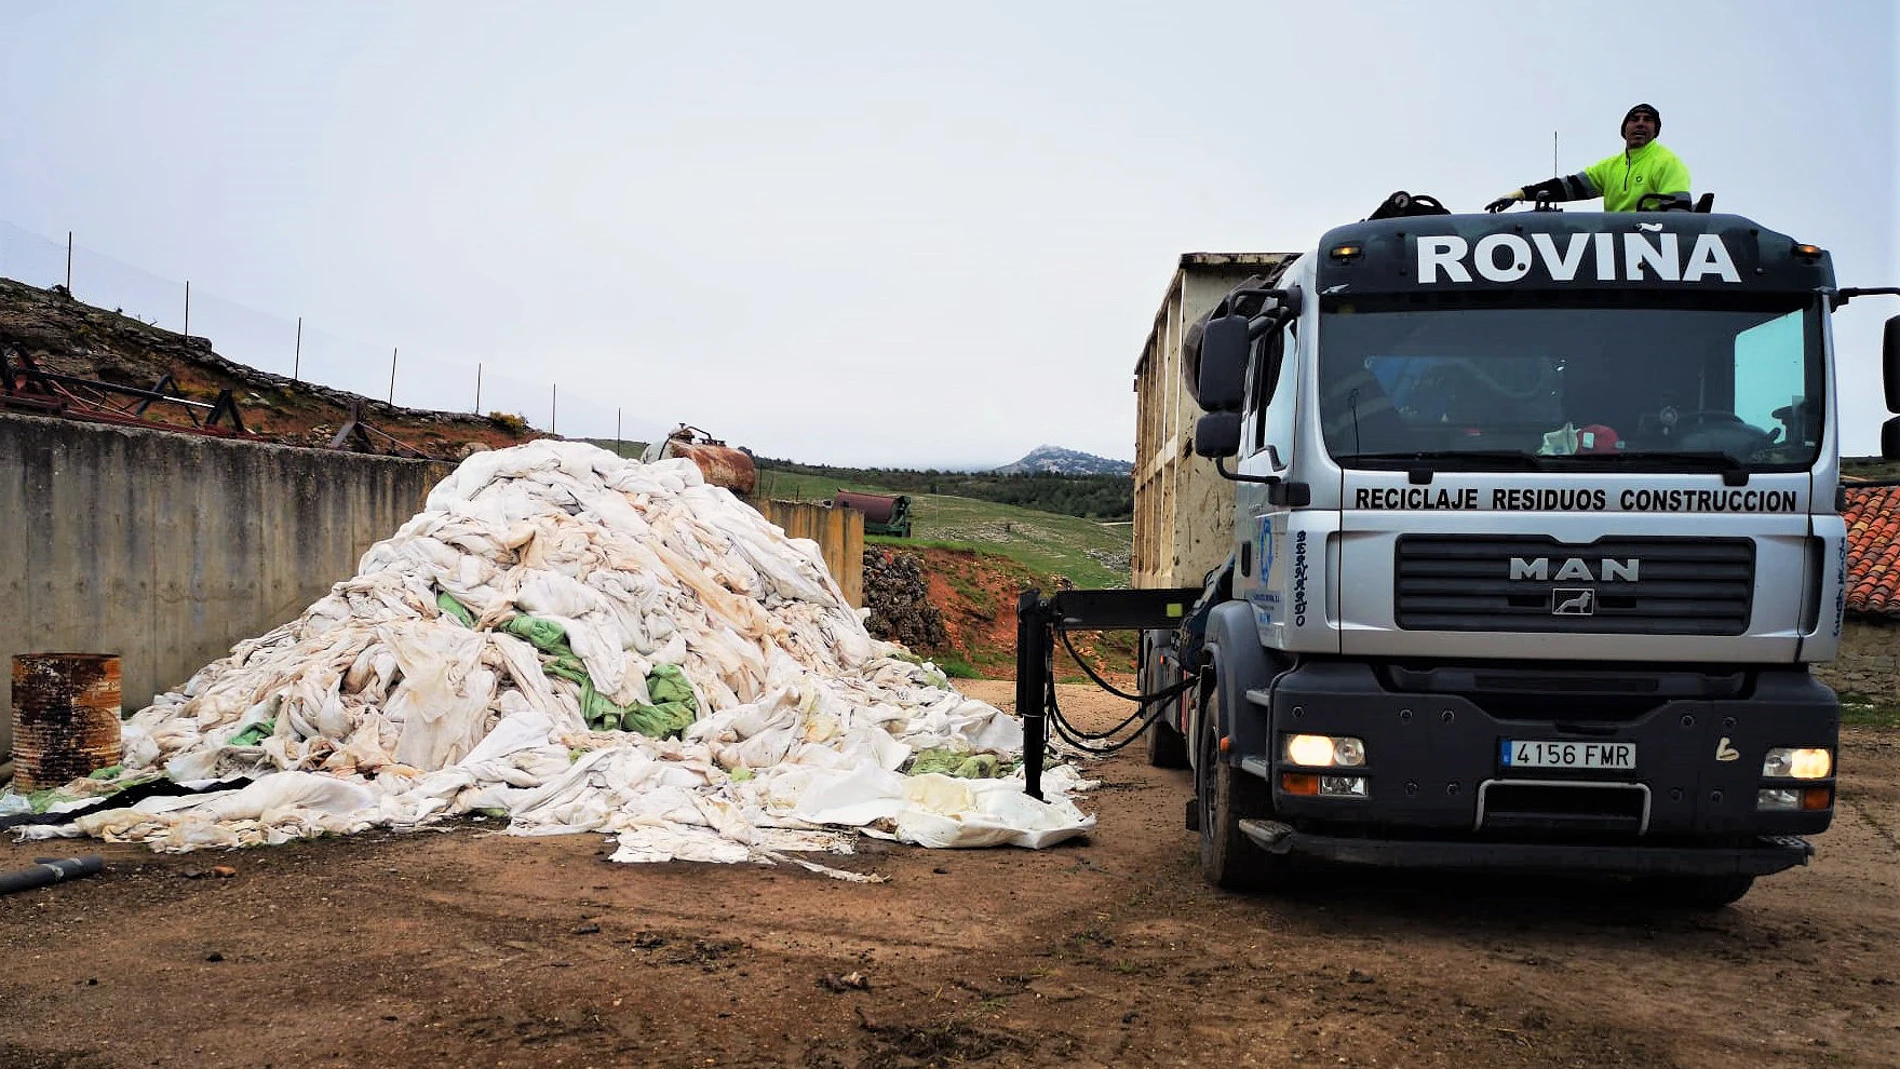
1238, 819, 1814, 876
1244, 660, 1839, 842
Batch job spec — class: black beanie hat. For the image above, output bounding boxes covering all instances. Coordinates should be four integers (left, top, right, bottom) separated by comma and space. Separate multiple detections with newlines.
1622, 103, 1661, 135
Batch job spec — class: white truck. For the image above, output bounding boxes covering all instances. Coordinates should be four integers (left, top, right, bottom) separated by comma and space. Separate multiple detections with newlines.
1016, 193, 1900, 906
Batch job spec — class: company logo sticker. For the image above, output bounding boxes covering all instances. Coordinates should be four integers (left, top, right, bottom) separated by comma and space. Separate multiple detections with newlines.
1416, 232, 1742, 285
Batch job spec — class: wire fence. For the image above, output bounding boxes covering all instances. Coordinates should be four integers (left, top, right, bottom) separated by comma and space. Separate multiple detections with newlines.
0, 220, 667, 447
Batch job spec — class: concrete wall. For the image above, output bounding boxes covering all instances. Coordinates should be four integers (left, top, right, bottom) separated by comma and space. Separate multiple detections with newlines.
759, 499, 864, 608
1816, 616, 1900, 706
1, 413, 453, 769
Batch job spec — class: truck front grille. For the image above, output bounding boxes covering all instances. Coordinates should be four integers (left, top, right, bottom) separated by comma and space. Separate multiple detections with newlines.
1394, 535, 1754, 635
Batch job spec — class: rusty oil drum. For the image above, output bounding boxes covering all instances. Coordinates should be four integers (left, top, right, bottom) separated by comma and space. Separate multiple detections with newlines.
11, 653, 122, 791
668, 441, 758, 498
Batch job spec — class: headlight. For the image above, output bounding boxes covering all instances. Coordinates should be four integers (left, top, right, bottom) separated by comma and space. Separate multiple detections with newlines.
1283, 734, 1367, 768
1762, 747, 1831, 779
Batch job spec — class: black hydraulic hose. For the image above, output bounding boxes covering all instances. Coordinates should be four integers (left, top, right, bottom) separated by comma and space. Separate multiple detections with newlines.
1049, 691, 1158, 742
0, 855, 104, 896
1048, 709, 1140, 754
1043, 626, 1195, 750
1045, 677, 1168, 756
1016, 590, 1205, 767
1055, 626, 1196, 705
1047, 709, 1147, 754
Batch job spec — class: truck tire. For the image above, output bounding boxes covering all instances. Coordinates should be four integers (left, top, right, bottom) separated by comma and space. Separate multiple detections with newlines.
1196, 688, 1280, 890
1139, 636, 1189, 768
1146, 717, 1189, 768
1646, 873, 1756, 909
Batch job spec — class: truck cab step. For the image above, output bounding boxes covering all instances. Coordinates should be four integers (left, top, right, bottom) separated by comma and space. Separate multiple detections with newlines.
1239, 819, 1296, 850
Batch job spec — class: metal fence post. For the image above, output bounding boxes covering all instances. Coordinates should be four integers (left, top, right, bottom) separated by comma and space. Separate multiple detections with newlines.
388, 347, 397, 405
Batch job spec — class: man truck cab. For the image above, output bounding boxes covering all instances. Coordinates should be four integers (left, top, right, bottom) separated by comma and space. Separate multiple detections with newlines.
1018, 202, 1900, 907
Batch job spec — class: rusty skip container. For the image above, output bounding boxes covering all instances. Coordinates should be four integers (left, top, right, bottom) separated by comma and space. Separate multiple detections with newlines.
11, 653, 122, 791
643, 424, 758, 498
1132, 253, 1296, 589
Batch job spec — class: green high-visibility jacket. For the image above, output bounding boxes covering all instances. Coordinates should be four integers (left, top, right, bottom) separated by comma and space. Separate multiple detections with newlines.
1581, 141, 1691, 212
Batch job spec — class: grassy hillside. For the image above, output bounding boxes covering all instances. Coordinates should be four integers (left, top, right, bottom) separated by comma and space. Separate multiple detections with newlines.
756, 458, 1131, 520
755, 468, 1132, 590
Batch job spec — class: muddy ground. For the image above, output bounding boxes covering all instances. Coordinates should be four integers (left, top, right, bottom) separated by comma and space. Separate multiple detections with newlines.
2, 680, 1896, 1069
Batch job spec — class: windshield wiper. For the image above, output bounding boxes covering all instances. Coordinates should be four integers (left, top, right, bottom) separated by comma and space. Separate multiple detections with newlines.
1542, 450, 1751, 485
1338, 450, 1549, 472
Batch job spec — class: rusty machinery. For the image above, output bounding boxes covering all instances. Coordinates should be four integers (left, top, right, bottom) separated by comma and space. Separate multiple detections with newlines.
2, 347, 442, 459
1, 346, 253, 438
832, 490, 912, 538
644, 424, 758, 497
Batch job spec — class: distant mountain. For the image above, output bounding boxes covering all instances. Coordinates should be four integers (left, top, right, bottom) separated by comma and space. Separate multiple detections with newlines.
995, 445, 1133, 477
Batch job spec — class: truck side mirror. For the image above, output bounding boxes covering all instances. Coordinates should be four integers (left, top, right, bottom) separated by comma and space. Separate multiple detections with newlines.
1194, 411, 1242, 458
1885, 315, 1900, 413
1884, 416, 1900, 461
1197, 315, 1250, 412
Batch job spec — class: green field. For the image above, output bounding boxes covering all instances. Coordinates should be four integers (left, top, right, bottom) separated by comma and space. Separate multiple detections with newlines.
754, 468, 1133, 590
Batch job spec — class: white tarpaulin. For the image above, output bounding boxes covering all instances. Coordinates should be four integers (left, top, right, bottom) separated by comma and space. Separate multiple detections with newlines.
13, 441, 1094, 868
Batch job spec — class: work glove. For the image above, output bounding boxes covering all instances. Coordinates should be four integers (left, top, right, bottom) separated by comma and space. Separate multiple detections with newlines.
1484, 189, 1524, 213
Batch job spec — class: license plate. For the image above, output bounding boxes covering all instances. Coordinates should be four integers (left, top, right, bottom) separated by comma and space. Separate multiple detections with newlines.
1500, 739, 1637, 770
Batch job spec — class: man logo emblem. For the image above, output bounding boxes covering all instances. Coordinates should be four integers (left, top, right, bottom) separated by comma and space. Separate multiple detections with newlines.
1552, 588, 1595, 615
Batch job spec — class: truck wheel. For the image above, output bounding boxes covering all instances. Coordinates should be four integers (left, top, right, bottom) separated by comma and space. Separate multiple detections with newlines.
1139, 637, 1189, 768
1196, 689, 1278, 890
1647, 873, 1756, 909
1147, 717, 1189, 768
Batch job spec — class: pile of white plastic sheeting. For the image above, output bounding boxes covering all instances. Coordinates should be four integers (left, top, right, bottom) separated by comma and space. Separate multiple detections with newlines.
16, 441, 1093, 867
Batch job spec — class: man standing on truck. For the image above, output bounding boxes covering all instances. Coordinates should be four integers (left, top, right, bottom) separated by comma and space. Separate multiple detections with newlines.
1485, 103, 1691, 213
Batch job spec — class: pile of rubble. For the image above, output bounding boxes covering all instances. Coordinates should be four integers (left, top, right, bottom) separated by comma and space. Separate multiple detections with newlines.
862, 548, 948, 651
14, 441, 1091, 868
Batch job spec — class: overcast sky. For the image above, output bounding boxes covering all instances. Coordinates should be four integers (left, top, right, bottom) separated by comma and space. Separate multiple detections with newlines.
1, 0, 1894, 468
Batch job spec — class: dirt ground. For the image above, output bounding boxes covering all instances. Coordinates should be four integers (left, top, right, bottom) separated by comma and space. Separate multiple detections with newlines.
2, 680, 1896, 1069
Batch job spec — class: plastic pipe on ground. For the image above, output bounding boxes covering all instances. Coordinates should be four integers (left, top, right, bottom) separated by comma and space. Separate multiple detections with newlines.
0, 855, 105, 895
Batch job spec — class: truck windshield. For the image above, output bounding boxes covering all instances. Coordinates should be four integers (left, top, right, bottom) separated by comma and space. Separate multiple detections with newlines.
1317, 299, 1823, 471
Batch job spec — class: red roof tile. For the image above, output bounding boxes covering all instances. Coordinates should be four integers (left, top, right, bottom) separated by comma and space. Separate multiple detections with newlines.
1843, 484, 1900, 617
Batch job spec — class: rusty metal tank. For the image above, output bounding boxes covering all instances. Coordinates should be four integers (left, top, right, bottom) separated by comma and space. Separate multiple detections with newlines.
643, 424, 757, 498
11, 653, 123, 791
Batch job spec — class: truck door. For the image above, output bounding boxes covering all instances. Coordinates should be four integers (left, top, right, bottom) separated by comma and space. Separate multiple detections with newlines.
1234, 317, 1300, 643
